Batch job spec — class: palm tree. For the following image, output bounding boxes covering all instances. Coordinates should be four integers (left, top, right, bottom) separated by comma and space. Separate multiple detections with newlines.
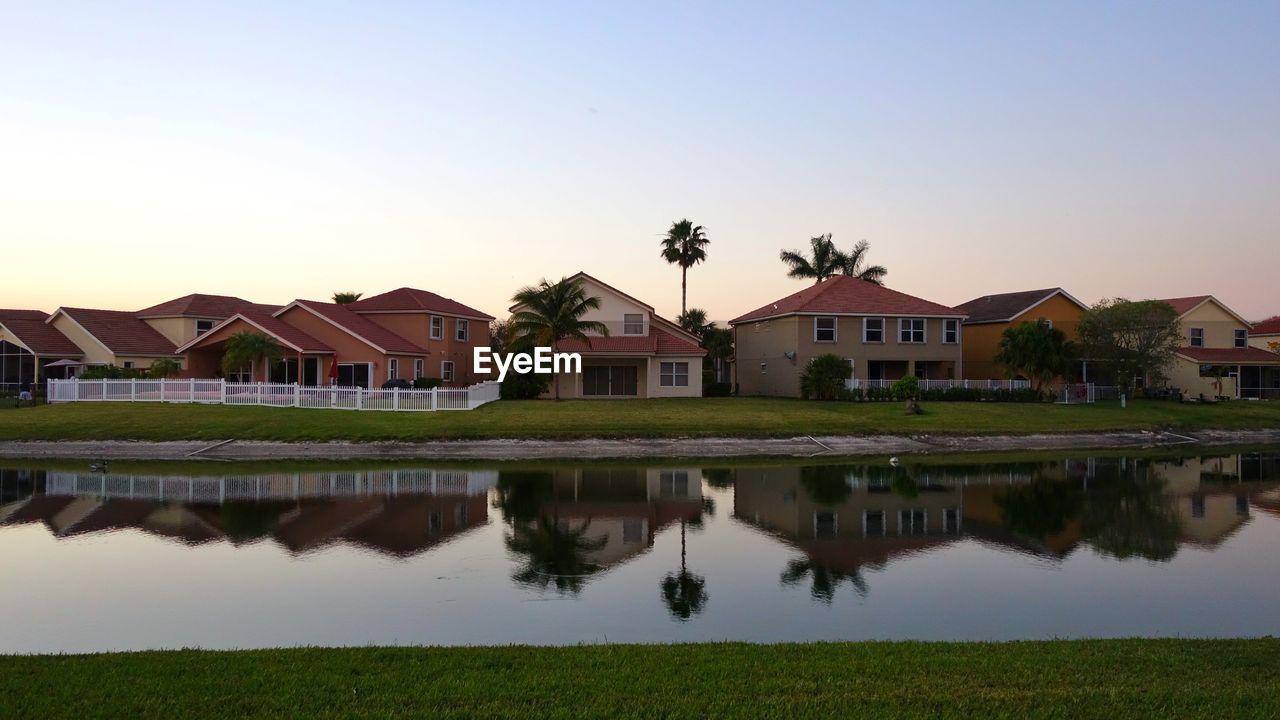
221, 332, 283, 383
779, 234, 845, 282
839, 239, 887, 285
331, 291, 362, 304
994, 320, 1078, 392
780, 558, 867, 603
506, 513, 607, 595
660, 219, 710, 315
660, 518, 707, 621
510, 277, 609, 400
148, 358, 182, 379
676, 308, 713, 339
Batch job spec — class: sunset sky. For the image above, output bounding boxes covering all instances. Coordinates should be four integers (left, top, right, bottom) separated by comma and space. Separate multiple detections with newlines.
2, 2, 1277, 322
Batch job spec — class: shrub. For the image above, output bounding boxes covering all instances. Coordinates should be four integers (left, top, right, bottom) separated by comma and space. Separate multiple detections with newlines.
76, 365, 149, 380
381, 378, 413, 390
891, 375, 920, 401
500, 371, 549, 400
703, 382, 732, 397
800, 354, 852, 400
412, 377, 444, 390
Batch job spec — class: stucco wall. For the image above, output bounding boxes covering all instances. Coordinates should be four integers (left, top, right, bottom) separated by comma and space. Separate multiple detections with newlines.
1178, 301, 1248, 349
359, 312, 491, 386
962, 294, 1085, 380
49, 315, 115, 365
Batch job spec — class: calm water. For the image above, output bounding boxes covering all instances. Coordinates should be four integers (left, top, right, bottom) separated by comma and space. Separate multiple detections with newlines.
2, 448, 1280, 653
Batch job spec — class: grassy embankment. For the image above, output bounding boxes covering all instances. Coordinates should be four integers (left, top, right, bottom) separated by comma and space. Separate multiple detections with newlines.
2, 640, 1278, 719
1, 398, 1279, 442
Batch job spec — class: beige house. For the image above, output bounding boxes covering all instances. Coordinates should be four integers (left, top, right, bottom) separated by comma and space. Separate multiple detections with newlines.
508, 272, 705, 399
1157, 296, 1280, 400
45, 307, 181, 371
1249, 316, 1280, 354
730, 276, 966, 397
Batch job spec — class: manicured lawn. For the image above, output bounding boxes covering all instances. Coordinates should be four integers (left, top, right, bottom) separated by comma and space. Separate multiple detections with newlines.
1, 398, 1279, 442
2, 640, 1277, 719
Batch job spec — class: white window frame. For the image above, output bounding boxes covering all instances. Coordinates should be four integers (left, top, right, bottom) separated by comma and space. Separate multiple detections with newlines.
195, 319, 214, 336
898, 318, 926, 344
623, 313, 644, 335
387, 358, 398, 380
660, 361, 689, 387
862, 510, 886, 537
1234, 329, 1247, 348
863, 317, 885, 343
430, 316, 444, 340
441, 360, 455, 382
898, 508, 927, 535
414, 358, 424, 379
814, 316, 837, 343
1190, 327, 1204, 347
943, 319, 959, 344
123, 361, 134, 369
814, 511, 838, 537
455, 319, 469, 342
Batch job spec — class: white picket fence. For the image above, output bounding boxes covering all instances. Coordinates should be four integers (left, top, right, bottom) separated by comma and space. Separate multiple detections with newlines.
47, 378, 501, 412
845, 378, 1033, 391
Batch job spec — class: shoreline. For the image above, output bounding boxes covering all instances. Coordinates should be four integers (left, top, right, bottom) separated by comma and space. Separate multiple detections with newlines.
2, 428, 1278, 461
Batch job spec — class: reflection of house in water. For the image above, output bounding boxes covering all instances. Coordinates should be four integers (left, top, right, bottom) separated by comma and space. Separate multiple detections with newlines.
1, 468, 496, 558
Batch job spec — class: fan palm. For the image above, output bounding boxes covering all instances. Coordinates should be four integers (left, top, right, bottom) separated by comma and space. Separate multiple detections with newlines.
331, 291, 362, 304
510, 277, 609, 400
660, 219, 710, 314
221, 332, 283, 383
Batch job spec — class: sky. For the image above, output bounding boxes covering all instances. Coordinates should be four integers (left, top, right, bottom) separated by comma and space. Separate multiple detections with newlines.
2, 1, 1278, 323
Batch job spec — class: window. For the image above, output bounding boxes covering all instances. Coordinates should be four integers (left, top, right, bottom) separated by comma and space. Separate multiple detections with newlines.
863, 510, 885, 536
899, 508, 926, 535
943, 507, 961, 535
623, 313, 644, 335
814, 511, 838, 538
455, 319, 469, 342
195, 320, 214, 336
943, 319, 959, 344
430, 316, 443, 340
899, 318, 926, 343
1190, 328, 1204, 347
660, 470, 689, 497
660, 361, 689, 387
622, 518, 643, 543
414, 359, 423, 379
337, 363, 372, 388
863, 317, 884, 343
760, 362, 767, 374
1234, 329, 1247, 348
123, 361, 134, 369
441, 361, 454, 382
1037, 317, 1054, 329
1236, 494, 1249, 516
387, 358, 398, 380
814, 316, 837, 342
428, 512, 442, 533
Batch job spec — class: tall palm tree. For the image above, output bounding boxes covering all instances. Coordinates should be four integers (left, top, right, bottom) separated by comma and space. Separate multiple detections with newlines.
510, 277, 609, 400
660, 518, 708, 621
660, 219, 710, 315
839, 239, 887, 285
779, 234, 845, 282
331, 291, 362, 304
780, 558, 868, 604
221, 332, 283, 383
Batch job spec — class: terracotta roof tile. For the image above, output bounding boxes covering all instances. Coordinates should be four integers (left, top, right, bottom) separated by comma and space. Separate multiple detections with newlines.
349, 288, 494, 320
730, 276, 964, 325
290, 300, 427, 355
1156, 296, 1213, 316
0, 310, 83, 356
955, 288, 1073, 324
236, 311, 334, 353
56, 308, 178, 356
1177, 346, 1280, 363
1251, 315, 1280, 336
555, 326, 704, 355
136, 293, 273, 319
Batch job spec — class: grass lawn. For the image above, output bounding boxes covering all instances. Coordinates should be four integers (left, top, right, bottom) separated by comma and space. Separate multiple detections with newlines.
2, 640, 1277, 719
1, 398, 1279, 442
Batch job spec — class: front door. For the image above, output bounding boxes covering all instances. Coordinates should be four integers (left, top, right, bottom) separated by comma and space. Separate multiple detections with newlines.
303, 357, 320, 387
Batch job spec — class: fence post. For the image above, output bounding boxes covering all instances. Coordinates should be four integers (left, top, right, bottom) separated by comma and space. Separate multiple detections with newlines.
189, 378, 195, 403
430, 387, 436, 411
294, 384, 300, 408
220, 379, 227, 405
357, 388, 364, 411
393, 387, 400, 411
130, 378, 136, 402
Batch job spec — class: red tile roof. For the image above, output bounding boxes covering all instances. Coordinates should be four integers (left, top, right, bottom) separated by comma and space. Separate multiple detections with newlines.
730, 276, 965, 324
955, 288, 1084, 324
0, 310, 83, 356
136, 293, 278, 319
236, 311, 334, 353
555, 325, 704, 355
54, 308, 178, 356
1176, 346, 1280, 364
1251, 315, 1280, 336
1156, 296, 1212, 316
287, 300, 428, 355
348, 288, 494, 320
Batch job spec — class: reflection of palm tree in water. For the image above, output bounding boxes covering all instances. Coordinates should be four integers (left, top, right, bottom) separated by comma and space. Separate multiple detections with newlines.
780, 558, 868, 604
506, 512, 607, 595
661, 518, 707, 620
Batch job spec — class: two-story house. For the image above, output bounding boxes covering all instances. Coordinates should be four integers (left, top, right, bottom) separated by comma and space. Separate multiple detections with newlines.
1159, 295, 1280, 400
507, 272, 705, 399
954, 288, 1089, 381
729, 276, 967, 397
347, 288, 495, 386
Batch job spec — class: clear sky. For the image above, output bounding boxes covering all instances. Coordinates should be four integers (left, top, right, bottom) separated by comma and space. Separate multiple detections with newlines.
2, 1, 1278, 322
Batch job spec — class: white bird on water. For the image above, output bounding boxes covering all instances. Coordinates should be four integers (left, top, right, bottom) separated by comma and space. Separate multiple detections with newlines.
889, 456, 900, 466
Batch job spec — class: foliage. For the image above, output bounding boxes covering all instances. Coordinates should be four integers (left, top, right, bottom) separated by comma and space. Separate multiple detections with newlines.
800, 353, 852, 400
220, 332, 283, 380
677, 308, 712, 338
661, 521, 707, 621
1078, 299, 1182, 398
1081, 460, 1182, 562
660, 219, 710, 314
891, 375, 920, 401
76, 364, 150, 380
506, 513, 607, 595
703, 382, 732, 397
799, 465, 853, 505
839, 239, 888, 285
148, 358, 183, 379
510, 276, 609, 400
995, 320, 1078, 390
496, 333, 551, 400
331, 291, 362, 304
412, 377, 444, 389
488, 319, 512, 354
779, 234, 887, 285
995, 478, 1083, 542
780, 558, 867, 603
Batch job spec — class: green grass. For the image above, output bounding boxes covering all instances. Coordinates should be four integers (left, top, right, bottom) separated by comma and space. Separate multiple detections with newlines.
1, 398, 1279, 443
2, 640, 1277, 719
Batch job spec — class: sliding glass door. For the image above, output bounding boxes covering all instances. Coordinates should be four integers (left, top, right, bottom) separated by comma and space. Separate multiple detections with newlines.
582, 365, 638, 396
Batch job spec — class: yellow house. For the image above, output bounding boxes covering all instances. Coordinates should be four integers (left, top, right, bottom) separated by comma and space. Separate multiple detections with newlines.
1157, 296, 1280, 400
1249, 315, 1280, 355
953, 288, 1089, 381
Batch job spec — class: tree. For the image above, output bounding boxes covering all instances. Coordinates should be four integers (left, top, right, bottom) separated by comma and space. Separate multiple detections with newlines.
221, 332, 283, 383
660, 517, 708, 621
331, 291, 362, 304
677, 308, 713, 338
994, 320, 1078, 391
780, 234, 887, 285
701, 327, 734, 385
839, 239, 888, 285
660, 219, 710, 315
148, 358, 183, 379
510, 277, 609, 400
506, 514, 607, 595
780, 558, 867, 603
799, 353, 852, 400
1078, 299, 1182, 398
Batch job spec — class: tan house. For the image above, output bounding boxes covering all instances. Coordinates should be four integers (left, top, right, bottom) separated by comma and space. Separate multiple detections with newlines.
0, 309, 84, 389
135, 293, 280, 348
1157, 295, 1280, 400
45, 307, 181, 371
954, 288, 1089, 381
508, 272, 705, 399
730, 276, 966, 397
1249, 315, 1280, 354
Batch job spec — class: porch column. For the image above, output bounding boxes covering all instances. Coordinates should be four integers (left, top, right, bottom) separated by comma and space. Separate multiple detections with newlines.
1238, 365, 1242, 399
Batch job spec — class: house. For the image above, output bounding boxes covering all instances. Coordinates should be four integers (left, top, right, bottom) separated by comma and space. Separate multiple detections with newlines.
729, 276, 966, 397
507, 272, 705, 399
135, 293, 280, 348
1249, 315, 1280, 353
346, 287, 495, 386
0, 309, 84, 388
953, 288, 1089, 381
1157, 296, 1280, 400
45, 307, 181, 372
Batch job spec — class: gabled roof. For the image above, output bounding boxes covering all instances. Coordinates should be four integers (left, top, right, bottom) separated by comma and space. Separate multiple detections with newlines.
0, 309, 83, 356
1176, 347, 1280, 364
730, 276, 965, 325
1251, 316, 1280, 336
136, 293, 279, 319
48, 307, 178, 356
508, 271, 703, 346
1155, 295, 1252, 327
278, 300, 428, 355
955, 288, 1087, 325
555, 325, 705, 356
348, 288, 494, 320
175, 311, 334, 354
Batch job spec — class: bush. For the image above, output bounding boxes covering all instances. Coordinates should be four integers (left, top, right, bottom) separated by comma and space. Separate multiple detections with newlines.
76, 365, 149, 380
500, 371, 549, 400
382, 379, 412, 390
412, 377, 444, 390
703, 382, 732, 397
800, 354, 852, 400
891, 375, 920, 401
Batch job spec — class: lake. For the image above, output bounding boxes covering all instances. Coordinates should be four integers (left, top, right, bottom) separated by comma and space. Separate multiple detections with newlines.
2, 447, 1279, 653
